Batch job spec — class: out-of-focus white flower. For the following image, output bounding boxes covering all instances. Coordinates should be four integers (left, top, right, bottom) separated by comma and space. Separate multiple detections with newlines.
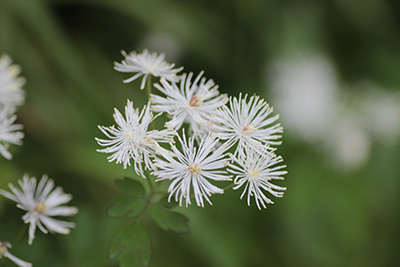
269, 54, 338, 140
151, 71, 228, 137
0, 54, 25, 108
214, 94, 283, 155
0, 174, 78, 245
228, 147, 287, 210
114, 49, 183, 89
0, 107, 24, 160
358, 86, 400, 144
153, 131, 232, 207
328, 116, 370, 170
0, 241, 32, 267
96, 100, 174, 177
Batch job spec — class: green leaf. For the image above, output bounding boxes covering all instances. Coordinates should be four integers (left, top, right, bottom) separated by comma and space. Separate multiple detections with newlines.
115, 177, 146, 197
109, 222, 152, 267
158, 196, 179, 210
107, 196, 147, 218
150, 203, 190, 234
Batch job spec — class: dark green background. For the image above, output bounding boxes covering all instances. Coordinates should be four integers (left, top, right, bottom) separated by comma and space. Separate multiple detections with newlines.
1, 0, 400, 266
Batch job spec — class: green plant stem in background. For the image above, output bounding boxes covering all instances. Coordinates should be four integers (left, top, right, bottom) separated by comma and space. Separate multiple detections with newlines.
146, 75, 157, 132
12, 224, 28, 248
223, 183, 235, 191
145, 169, 156, 193
146, 75, 152, 99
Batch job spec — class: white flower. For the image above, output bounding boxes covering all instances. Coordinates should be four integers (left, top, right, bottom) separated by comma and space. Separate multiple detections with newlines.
228, 147, 287, 210
214, 94, 283, 155
0, 107, 24, 160
151, 71, 228, 137
0, 241, 32, 267
114, 49, 183, 89
0, 54, 25, 108
96, 100, 174, 177
0, 174, 78, 245
153, 131, 232, 207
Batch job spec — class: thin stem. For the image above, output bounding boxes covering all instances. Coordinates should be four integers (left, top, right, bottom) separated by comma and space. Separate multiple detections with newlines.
12, 224, 28, 248
146, 75, 152, 100
223, 182, 236, 191
146, 75, 157, 131
145, 169, 155, 193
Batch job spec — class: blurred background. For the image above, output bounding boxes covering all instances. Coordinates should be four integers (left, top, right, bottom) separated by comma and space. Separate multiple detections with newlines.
1, 0, 400, 266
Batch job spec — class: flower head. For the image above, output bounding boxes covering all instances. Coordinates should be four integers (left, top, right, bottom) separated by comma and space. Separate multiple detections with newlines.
114, 49, 183, 89
153, 131, 232, 207
0, 107, 24, 160
214, 94, 283, 155
96, 100, 174, 177
0, 241, 32, 267
0, 174, 78, 245
151, 71, 228, 138
228, 147, 287, 210
0, 54, 25, 108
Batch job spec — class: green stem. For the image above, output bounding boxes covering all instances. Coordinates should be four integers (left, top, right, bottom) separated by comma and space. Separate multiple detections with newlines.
146, 75, 152, 100
145, 170, 155, 193
145, 75, 157, 131
12, 224, 28, 248
223, 183, 235, 191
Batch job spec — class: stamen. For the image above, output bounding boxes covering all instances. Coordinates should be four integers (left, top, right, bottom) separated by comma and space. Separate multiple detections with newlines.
0, 242, 11, 256
142, 137, 153, 142
188, 164, 201, 174
33, 201, 48, 214
189, 96, 203, 107
251, 170, 259, 177
242, 124, 255, 135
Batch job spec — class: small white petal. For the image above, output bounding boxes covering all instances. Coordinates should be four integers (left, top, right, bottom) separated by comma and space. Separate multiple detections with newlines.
228, 146, 287, 209
96, 100, 174, 177
0, 174, 78, 245
214, 94, 283, 155
5, 252, 32, 267
114, 49, 183, 89
153, 131, 231, 207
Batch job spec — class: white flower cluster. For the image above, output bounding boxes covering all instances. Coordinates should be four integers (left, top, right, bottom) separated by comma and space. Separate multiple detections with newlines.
0, 54, 25, 160
97, 50, 287, 209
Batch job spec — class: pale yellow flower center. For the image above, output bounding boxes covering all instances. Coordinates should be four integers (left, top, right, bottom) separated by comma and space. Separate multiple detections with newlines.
251, 170, 259, 177
147, 61, 156, 72
0, 242, 10, 256
33, 201, 48, 214
189, 96, 203, 107
142, 136, 152, 143
242, 124, 255, 135
188, 164, 201, 174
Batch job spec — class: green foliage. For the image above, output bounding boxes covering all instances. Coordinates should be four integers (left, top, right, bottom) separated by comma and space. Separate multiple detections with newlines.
1, 0, 400, 266
108, 222, 152, 267
150, 198, 190, 233
115, 177, 146, 198
107, 177, 147, 218
107, 196, 147, 219
107, 177, 190, 266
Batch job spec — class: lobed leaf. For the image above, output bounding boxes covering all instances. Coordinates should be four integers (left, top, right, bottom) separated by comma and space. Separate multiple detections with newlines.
115, 177, 146, 197
108, 222, 152, 267
150, 203, 190, 234
107, 196, 147, 218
